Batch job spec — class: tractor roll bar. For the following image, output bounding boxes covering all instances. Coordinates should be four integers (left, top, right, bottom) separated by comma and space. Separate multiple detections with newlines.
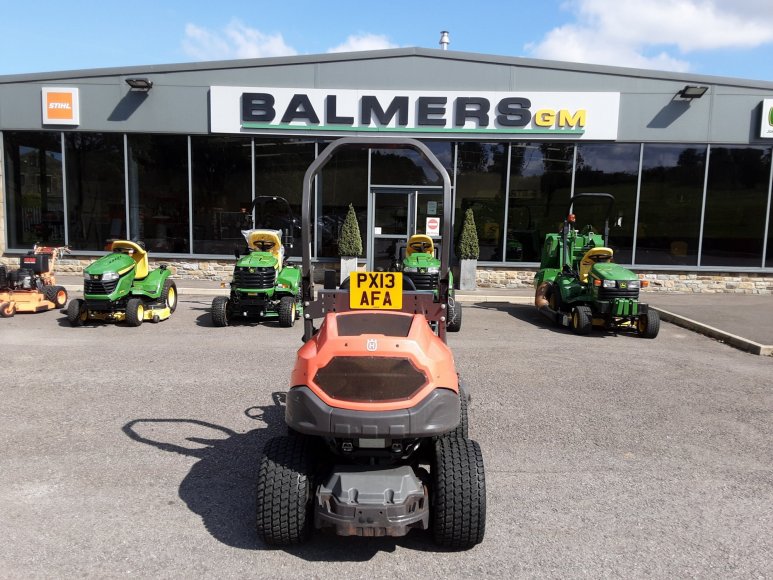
300, 137, 453, 304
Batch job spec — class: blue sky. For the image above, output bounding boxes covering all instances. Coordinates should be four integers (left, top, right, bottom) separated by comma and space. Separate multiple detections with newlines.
1, 0, 772, 81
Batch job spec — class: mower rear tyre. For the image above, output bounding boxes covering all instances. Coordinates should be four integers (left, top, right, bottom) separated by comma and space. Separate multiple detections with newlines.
447, 299, 462, 332
637, 309, 660, 339
432, 436, 486, 550
571, 305, 592, 335
256, 435, 315, 546
44, 285, 68, 307
161, 279, 178, 313
126, 298, 145, 327
278, 296, 296, 327
211, 296, 230, 327
0, 301, 16, 318
67, 299, 88, 326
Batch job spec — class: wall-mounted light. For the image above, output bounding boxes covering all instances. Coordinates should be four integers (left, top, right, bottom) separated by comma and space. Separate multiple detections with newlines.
677, 85, 708, 100
125, 78, 153, 92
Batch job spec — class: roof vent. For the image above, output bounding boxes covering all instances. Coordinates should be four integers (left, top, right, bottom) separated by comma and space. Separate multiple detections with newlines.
439, 31, 450, 50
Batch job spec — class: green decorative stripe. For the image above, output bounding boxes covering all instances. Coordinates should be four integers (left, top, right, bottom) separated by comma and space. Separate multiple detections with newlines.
241, 122, 585, 135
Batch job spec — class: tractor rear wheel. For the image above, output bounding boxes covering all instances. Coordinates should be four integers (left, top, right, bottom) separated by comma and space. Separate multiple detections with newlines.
126, 298, 145, 327
0, 301, 16, 318
548, 281, 563, 312
571, 305, 593, 335
637, 309, 660, 339
449, 388, 469, 439
67, 299, 88, 326
278, 296, 296, 327
447, 299, 462, 332
211, 295, 230, 327
44, 285, 68, 307
161, 279, 178, 313
432, 436, 486, 550
256, 435, 315, 546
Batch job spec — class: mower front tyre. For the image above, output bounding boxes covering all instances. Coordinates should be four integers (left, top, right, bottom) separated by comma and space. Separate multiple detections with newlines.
637, 309, 660, 339
211, 295, 230, 327
432, 436, 486, 550
44, 285, 68, 308
125, 298, 145, 327
571, 305, 593, 335
67, 299, 88, 326
278, 296, 297, 328
161, 279, 178, 313
256, 435, 315, 546
0, 301, 16, 318
447, 299, 462, 332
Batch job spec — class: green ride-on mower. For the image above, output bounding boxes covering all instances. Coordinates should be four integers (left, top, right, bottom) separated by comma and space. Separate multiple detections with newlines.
67, 240, 177, 327
533, 192, 660, 338
401, 234, 462, 331
210, 196, 302, 327
256, 137, 486, 550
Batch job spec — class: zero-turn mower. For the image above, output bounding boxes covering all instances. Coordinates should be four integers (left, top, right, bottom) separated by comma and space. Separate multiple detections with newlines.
534, 193, 659, 338
0, 245, 69, 317
67, 240, 176, 327
255, 138, 486, 550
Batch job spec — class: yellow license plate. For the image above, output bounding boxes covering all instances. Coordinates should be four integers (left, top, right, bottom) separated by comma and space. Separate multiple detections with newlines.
349, 272, 403, 310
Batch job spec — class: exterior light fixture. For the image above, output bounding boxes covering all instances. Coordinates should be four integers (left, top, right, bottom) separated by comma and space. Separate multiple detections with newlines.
677, 85, 708, 100
125, 78, 153, 92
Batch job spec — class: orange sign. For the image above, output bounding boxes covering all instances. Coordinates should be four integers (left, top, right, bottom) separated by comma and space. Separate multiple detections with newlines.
42, 88, 80, 125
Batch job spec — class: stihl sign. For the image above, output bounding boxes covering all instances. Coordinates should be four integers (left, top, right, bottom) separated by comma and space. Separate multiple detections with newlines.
41, 88, 80, 125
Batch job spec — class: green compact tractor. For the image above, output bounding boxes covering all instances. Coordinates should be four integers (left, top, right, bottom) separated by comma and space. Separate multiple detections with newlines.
401, 234, 462, 332
211, 196, 301, 327
68, 240, 177, 326
534, 193, 659, 338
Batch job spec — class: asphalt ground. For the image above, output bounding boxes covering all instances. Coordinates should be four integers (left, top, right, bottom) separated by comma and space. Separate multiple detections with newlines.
0, 294, 771, 578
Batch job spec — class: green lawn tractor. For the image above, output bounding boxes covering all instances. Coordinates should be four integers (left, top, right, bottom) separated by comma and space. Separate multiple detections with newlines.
401, 234, 462, 331
67, 240, 177, 326
533, 193, 659, 338
211, 196, 301, 327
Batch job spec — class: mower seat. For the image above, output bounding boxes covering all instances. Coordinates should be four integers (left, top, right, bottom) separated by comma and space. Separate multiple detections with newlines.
406, 234, 434, 257
246, 229, 284, 267
110, 240, 149, 280
578, 247, 614, 283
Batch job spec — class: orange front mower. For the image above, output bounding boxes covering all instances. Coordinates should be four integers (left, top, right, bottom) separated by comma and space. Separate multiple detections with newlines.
0, 245, 69, 318
255, 138, 486, 550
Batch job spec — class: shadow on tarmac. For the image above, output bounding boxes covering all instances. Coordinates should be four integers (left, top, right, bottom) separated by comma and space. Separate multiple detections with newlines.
122, 392, 449, 559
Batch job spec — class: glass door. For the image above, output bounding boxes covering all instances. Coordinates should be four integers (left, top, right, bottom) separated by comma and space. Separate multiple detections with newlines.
370, 188, 445, 270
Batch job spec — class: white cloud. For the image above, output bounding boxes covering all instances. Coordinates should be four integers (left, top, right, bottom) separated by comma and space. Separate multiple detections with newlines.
182, 20, 297, 61
327, 33, 398, 53
526, 0, 773, 71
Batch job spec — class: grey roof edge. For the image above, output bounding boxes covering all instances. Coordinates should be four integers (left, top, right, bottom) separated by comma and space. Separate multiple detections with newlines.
2, 46, 773, 90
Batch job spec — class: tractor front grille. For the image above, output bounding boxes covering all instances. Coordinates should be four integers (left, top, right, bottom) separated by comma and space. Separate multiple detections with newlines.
233, 266, 276, 289
314, 356, 427, 402
405, 272, 438, 290
84, 278, 119, 295
598, 286, 639, 300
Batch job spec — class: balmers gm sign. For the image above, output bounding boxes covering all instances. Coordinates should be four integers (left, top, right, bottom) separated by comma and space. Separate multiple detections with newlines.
210, 87, 620, 140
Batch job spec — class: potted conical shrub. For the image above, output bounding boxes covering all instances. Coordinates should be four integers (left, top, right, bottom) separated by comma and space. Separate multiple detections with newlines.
338, 203, 363, 285
458, 208, 479, 290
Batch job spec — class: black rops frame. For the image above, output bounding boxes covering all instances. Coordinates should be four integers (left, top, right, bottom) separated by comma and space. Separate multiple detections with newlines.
300, 137, 453, 343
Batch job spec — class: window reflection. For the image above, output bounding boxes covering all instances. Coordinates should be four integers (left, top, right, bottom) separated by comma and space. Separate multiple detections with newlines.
66, 133, 126, 250
371, 141, 453, 186
3, 131, 64, 247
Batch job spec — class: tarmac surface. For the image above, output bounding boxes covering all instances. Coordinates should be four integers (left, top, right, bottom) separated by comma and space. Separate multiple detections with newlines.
55, 275, 773, 356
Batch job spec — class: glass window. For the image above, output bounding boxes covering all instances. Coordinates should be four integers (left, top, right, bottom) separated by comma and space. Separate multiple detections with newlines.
573, 143, 641, 263
370, 141, 453, 186
506, 143, 574, 262
127, 135, 189, 253
456, 142, 508, 261
317, 145, 368, 258
636, 144, 707, 266
65, 133, 126, 251
702, 146, 771, 268
3, 131, 64, 248
191, 136, 251, 254
254, 139, 315, 258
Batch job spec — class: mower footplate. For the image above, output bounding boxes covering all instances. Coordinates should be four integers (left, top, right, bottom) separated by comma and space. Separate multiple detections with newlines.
315, 465, 429, 537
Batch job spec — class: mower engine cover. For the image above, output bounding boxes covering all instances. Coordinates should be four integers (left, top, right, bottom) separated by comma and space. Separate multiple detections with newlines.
83, 252, 137, 300
286, 310, 460, 438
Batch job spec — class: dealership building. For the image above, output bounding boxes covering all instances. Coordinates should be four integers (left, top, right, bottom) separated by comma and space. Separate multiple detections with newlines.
1, 47, 773, 291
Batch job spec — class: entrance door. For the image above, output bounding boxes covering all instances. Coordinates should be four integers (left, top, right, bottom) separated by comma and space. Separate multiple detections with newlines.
370, 188, 445, 271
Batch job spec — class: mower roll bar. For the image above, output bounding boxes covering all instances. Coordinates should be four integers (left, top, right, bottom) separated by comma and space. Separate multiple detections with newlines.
300, 137, 453, 340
